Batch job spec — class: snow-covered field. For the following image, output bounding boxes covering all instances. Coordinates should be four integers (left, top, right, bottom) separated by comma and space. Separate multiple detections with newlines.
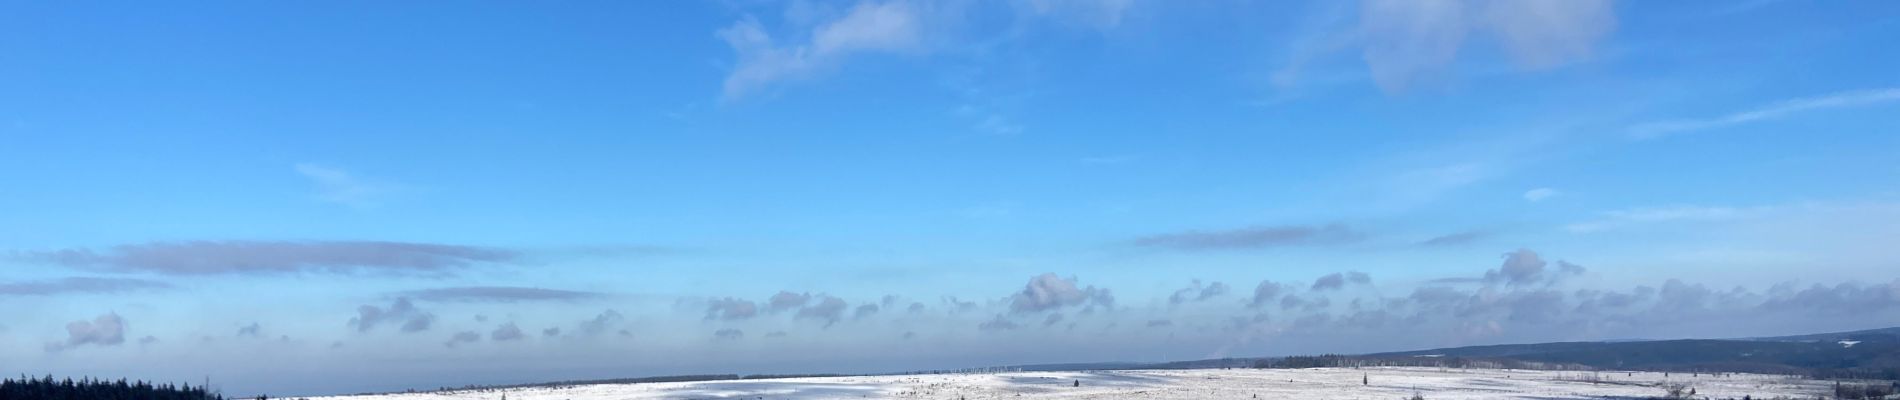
313, 367, 1838, 399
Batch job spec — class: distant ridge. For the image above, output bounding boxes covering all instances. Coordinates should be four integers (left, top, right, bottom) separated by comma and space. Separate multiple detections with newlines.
1000, 325, 1900, 380
374, 325, 1900, 395
1743, 326, 1900, 343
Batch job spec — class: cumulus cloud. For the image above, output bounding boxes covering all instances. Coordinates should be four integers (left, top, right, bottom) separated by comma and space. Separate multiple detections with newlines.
767, 291, 813, 313
579, 310, 625, 335
1407, 286, 1468, 311
1385, 274, 1897, 340
46, 313, 127, 352
0, 277, 172, 296
541, 327, 561, 337
853, 304, 879, 320
942, 296, 978, 313
237, 322, 261, 337
978, 315, 1020, 332
1484, 249, 1584, 286
718, 1, 923, 99
1248, 281, 1286, 309
12, 240, 517, 276
1405, 286, 1561, 324
705, 298, 760, 320
1630, 88, 1900, 139
1131, 224, 1362, 250
713, 329, 744, 340
1490, 249, 1546, 284
1008, 273, 1114, 314
1758, 280, 1900, 314
1280, 295, 1331, 312
1169, 280, 1231, 305
1356, 0, 1614, 92
1311, 271, 1371, 291
796, 295, 849, 327
348, 297, 435, 333
397, 286, 603, 303
491, 323, 525, 341
444, 331, 480, 348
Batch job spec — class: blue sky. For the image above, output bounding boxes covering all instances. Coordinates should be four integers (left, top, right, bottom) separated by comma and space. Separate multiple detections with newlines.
3, 0, 1899, 396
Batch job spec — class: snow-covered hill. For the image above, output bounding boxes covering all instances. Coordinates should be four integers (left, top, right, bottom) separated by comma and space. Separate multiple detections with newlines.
311, 367, 1838, 399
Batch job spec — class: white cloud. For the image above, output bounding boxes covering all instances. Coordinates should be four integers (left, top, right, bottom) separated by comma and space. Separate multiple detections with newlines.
46, 312, 127, 352
718, 1, 1135, 101
718, 1, 923, 100
1357, 0, 1469, 93
1523, 188, 1558, 202
1629, 88, 1900, 139
1478, 0, 1616, 69
1007, 273, 1113, 314
294, 163, 387, 207
1284, 0, 1615, 93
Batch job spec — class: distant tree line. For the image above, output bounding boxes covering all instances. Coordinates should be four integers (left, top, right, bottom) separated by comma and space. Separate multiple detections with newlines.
1812, 367, 1900, 381
1, 375, 222, 400
1252, 354, 1592, 371
406, 373, 851, 396
1834, 381, 1899, 400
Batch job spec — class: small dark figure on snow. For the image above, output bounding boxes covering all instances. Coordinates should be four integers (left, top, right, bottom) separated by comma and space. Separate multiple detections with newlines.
1073, 380, 1079, 387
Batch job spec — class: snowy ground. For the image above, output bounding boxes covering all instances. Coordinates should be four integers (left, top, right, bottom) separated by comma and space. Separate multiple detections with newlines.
312, 367, 1838, 400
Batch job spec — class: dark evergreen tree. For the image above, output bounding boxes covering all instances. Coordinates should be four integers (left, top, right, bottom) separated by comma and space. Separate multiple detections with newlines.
1, 375, 223, 400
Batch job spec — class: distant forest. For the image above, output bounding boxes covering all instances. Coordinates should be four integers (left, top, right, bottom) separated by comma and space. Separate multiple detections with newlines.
1, 376, 222, 400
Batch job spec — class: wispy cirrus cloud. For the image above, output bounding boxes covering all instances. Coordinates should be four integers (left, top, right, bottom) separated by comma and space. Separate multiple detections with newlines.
294, 163, 394, 207
1418, 230, 1487, 247
718, 1, 924, 100
1523, 188, 1559, 202
1016, 0, 1135, 29
1565, 205, 1752, 233
1629, 88, 1900, 139
396, 286, 604, 303
717, 1, 1136, 101
0, 277, 172, 296
1279, 0, 1616, 93
10, 240, 518, 276
1131, 224, 1363, 251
